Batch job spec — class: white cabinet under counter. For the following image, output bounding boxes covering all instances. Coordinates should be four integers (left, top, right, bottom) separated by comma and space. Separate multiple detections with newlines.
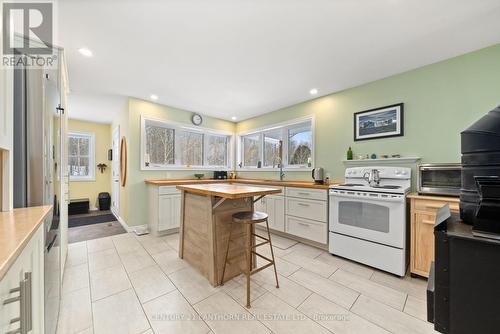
148, 185, 181, 236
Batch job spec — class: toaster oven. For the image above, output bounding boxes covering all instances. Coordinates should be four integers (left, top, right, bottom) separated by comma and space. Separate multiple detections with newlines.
417, 163, 461, 196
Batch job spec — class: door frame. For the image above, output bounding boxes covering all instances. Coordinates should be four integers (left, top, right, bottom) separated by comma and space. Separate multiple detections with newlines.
111, 125, 120, 216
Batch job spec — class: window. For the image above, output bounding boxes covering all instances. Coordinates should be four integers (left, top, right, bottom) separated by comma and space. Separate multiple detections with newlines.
142, 118, 233, 169
238, 117, 314, 170
69, 132, 95, 181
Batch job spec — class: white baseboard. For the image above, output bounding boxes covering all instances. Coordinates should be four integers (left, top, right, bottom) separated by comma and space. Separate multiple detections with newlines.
111, 208, 131, 232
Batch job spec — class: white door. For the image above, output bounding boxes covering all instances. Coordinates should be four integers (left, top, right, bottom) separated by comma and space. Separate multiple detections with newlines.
330, 191, 406, 248
111, 126, 120, 215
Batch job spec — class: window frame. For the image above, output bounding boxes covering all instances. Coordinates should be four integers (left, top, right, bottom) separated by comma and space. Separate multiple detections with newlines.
140, 116, 234, 170
237, 116, 315, 171
68, 131, 96, 182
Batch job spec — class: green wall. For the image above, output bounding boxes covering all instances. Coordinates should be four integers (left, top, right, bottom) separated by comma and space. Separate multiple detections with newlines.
236, 43, 500, 181
126, 98, 235, 227
120, 43, 500, 227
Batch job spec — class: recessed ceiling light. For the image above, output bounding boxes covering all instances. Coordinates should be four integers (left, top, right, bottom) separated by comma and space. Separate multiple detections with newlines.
231, 116, 237, 121
78, 48, 93, 57
309, 88, 318, 95
150, 94, 158, 100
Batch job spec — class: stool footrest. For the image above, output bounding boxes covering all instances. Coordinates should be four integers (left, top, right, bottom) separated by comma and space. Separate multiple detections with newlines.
252, 240, 270, 249
250, 262, 274, 276
252, 233, 269, 242
252, 251, 273, 264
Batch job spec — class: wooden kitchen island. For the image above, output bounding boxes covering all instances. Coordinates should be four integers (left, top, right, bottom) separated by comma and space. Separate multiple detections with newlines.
176, 183, 281, 286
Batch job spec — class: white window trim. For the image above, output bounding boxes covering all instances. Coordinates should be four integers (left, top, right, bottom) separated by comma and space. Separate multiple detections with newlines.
68, 131, 96, 182
140, 116, 234, 171
236, 115, 315, 171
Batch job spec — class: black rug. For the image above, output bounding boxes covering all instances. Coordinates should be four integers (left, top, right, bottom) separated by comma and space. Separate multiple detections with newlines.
69, 213, 117, 228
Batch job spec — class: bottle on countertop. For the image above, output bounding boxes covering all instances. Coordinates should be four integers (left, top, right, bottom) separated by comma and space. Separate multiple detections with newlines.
347, 147, 353, 160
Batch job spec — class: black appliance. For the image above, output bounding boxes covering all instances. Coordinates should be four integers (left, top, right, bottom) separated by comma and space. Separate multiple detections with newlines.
98, 192, 111, 210
213, 171, 228, 179
460, 105, 500, 234
428, 217, 500, 334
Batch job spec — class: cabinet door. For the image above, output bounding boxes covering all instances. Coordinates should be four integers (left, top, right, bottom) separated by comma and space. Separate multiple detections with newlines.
268, 196, 285, 232
254, 197, 266, 213
412, 212, 435, 277
158, 195, 175, 231
172, 194, 181, 228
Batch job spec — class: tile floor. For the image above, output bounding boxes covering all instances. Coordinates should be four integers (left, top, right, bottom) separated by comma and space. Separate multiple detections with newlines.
57, 231, 437, 334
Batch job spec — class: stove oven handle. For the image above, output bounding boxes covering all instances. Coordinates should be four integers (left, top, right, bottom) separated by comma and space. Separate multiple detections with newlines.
329, 191, 404, 202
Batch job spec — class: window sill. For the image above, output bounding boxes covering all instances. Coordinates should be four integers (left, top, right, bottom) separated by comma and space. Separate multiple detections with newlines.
141, 166, 233, 171
70, 177, 96, 182
236, 167, 313, 172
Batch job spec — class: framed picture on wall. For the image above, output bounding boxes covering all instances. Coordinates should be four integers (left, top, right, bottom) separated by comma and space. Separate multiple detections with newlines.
354, 103, 404, 141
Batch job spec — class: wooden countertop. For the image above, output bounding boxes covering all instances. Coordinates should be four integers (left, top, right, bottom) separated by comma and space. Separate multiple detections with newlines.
176, 183, 282, 199
145, 178, 340, 189
407, 193, 460, 202
0, 205, 53, 280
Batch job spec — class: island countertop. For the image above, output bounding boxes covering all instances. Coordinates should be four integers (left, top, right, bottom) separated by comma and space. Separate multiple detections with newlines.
176, 183, 282, 199
0, 205, 53, 280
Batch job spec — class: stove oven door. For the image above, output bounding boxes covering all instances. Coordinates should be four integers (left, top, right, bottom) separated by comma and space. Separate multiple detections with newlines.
329, 191, 406, 248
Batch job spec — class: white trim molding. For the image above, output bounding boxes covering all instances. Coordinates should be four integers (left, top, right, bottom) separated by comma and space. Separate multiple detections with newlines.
342, 156, 421, 165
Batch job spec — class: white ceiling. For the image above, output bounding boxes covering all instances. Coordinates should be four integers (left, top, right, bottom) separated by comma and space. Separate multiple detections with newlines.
57, 0, 500, 122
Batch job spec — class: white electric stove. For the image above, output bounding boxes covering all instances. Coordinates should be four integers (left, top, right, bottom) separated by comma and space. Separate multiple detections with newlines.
329, 166, 411, 276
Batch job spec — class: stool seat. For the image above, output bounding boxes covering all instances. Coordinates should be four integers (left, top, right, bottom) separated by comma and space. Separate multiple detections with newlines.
232, 211, 268, 224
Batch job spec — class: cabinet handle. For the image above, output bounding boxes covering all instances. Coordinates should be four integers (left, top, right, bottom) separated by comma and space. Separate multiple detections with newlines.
3, 272, 32, 334
425, 203, 446, 209
297, 192, 310, 196
298, 222, 310, 227
297, 203, 310, 207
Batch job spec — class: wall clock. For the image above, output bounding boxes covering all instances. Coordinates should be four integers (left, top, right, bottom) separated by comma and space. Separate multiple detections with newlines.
191, 113, 203, 126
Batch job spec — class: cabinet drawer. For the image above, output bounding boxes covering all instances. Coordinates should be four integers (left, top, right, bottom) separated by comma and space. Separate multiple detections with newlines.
286, 187, 327, 201
413, 199, 459, 213
286, 215, 327, 244
286, 197, 327, 222
159, 186, 181, 195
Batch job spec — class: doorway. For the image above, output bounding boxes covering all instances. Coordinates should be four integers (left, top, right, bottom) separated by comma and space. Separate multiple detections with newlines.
111, 126, 120, 217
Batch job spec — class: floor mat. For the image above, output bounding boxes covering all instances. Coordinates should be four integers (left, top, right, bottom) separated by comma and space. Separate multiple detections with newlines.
68, 221, 126, 243
69, 213, 117, 228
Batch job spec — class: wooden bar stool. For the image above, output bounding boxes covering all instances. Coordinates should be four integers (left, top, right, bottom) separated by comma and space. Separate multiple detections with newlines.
220, 211, 279, 308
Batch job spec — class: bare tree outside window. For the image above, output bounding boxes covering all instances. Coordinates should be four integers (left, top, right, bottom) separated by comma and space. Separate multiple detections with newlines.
243, 134, 260, 167
178, 130, 203, 166
288, 124, 312, 166
264, 130, 281, 167
205, 134, 227, 166
146, 125, 175, 165
69, 132, 94, 179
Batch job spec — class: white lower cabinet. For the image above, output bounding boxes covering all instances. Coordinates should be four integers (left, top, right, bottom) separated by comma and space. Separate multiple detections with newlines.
149, 185, 181, 236
260, 195, 285, 232
285, 215, 327, 244
0, 224, 44, 334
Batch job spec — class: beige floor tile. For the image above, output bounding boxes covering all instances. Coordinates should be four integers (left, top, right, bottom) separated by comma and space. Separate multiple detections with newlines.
331, 269, 407, 310
289, 269, 359, 309
93, 289, 150, 334
298, 293, 390, 334
162, 233, 180, 251
119, 248, 157, 273
143, 290, 210, 334
57, 288, 93, 334
282, 252, 337, 278
315, 253, 374, 279
351, 295, 437, 334
256, 256, 300, 277
287, 243, 324, 258
62, 263, 89, 295
168, 266, 219, 304
88, 247, 121, 273
86, 237, 114, 253
255, 231, 297, 250
371, 270, 427, 300
404, 295, 427, 321
255, 270, 312, 308
248, 292, 330, 334
90, 265, 131, 301
75, 327, 93, 334
113, 235, 143, 254
136, 234, 172, 255
140, 330, 153, 334
66, 242, 88, 267
152, 249, 188, 274
129, 265, 176, 303
224, 278, 268, 307
194, 292, 269, 334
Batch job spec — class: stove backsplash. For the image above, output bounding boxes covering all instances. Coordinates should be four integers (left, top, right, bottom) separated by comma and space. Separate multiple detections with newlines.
460, 105, 500, 234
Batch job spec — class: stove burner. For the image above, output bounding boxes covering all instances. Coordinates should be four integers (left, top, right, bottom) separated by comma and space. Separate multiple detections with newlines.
372, 185, 401, 189
339, 183, 364, 187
